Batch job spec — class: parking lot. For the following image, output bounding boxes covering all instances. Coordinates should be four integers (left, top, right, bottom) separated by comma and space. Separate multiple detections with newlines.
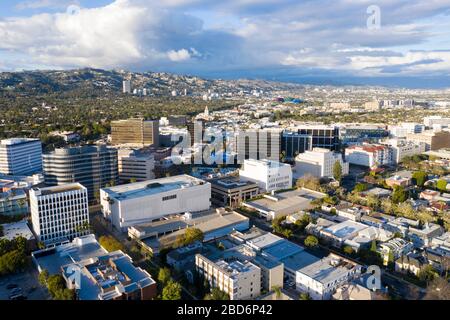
0, 268, 50, 300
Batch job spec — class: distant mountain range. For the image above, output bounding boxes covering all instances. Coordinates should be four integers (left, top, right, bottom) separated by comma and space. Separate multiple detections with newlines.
0, 68, 305, 96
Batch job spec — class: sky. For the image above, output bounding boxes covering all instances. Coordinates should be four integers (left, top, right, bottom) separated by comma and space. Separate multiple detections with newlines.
1, 0, 450, 88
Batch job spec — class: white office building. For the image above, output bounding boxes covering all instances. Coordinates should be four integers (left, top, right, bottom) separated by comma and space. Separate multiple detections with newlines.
239, 159, 292, 192
30, 183, 90, 246
294, 148, 349, 179
345, 144, 393, 168
0, 138, 42, 176
423, 116, 450, 128
296, 254, 361, 300
381, 139, 426, 164
195, 254, 261, 300
100, 175, 211, 231
118, 148, 155, 182
389, 123, 425, 138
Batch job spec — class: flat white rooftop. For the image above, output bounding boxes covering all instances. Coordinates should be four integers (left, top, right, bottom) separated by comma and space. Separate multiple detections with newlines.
102, 174, 207, 200
1, 220, 35, 241
0, 138, 40, 146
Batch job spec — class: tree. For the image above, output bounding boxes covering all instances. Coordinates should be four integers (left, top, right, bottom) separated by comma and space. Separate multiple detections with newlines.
354, 183, 368, 193
98, 235, 124, 252
423, 277, 450, 300
333, 160, 343, 183
174, 228, 204, 248
395, 202, 416, 219
412, 171, 428, 187
158, 267, 171, 285
436, 179, 448, 193
304, 235, 319, 248
343, 246, 354, 255
391, 186, 408, 204
299, 293, 311, 300
296, 174, 321, 191
38, 269, 49, 286
204, 287, 230, 300
162, 280, 182, 300
418, 265, 438, 283
381, 198, 395, 215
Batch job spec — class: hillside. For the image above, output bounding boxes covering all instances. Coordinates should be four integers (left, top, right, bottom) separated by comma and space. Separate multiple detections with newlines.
0, 68, 302, 97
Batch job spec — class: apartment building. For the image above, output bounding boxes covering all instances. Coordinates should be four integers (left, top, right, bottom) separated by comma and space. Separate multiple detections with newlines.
118, 148, 155, 182
0, 138, 42, 176
239, 159, 292, 192
379, 238, 414, 266
100, 174, 211, 231
195, 254, 261, 300
43, 145, 118, 201
296, 254, 361, 300
345, 143, 393, 167
30, 183, 90, 246
381, 138, 426, 164
111, 118, 159, 147
294, 148, 349, 179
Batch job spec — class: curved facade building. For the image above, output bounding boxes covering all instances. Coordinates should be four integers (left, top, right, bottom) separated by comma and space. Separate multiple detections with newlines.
43, 145, 119, 202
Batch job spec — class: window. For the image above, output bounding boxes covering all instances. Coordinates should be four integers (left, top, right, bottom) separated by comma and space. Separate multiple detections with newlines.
162, 194, 177, 201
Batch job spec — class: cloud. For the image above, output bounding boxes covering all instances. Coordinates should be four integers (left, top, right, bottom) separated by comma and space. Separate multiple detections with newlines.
167, 49, 191, 61
0, 0, 449, 83
15, 0, 79, 10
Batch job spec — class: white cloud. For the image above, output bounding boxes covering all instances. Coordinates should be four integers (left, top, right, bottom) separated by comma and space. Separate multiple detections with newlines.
0, 0, 449, 81
167, 49, 191, 61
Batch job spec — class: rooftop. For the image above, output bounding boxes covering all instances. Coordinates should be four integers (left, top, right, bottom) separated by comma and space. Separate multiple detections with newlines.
322, 220, 368, 239
280, 250, 319, 272
209, 176, 258, 190
33, 183, 86, 196
0, 220, 35, 241
131, 208, 248, 240
0, 138, 40, 146
244, 188, 324, 214
102, 175, 207, 200
299, 255, 358, 285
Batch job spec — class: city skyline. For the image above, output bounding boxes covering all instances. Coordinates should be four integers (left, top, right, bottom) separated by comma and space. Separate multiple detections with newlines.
0, 0, 450, 88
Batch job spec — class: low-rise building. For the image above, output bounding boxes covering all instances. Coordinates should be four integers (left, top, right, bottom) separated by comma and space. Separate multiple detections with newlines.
395, 252, 428, 276
242, 188, 325, 221
379, 238, 414, 266
32, 235, 157, 300
0, 188, 28, 217
296, 254, 362, 300
130, 208, 249, 254
209, 176, 259, 208
407, 223, 444, 248
239, 159, 292, 192
101, 175, 211, 231
0, 220, 36, 251
385, 175, 412, 188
